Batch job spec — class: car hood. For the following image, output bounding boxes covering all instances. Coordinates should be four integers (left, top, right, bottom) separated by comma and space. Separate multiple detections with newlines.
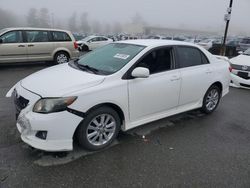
230, 55, 250, 66
20, 63, 105, 97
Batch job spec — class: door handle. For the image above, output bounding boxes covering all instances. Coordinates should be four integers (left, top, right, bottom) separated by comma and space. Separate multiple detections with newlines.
205, 69, 212, 74
28, 44, 34, 47
170, 75, 181, 81
18, 45, 25, 47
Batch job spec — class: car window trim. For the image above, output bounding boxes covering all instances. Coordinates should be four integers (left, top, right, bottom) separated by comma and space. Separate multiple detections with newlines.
51, 31, 72, 42
122, 45, 177, 80
174, 45, 210, 69
0, 30, 24, 44
24, 30, 50, 43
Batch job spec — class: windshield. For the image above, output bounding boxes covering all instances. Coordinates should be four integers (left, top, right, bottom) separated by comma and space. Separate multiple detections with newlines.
77, 43, 145, 75
243, 48, 250, 55
0, 28, 8, 35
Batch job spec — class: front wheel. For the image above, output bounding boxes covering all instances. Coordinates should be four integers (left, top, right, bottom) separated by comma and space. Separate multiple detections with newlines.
77, 107, 120, 151
201, 85, 221, 114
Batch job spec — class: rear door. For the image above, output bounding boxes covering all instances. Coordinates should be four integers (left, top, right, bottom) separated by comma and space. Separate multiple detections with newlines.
25, 30, 54, 62
175, 46, 214, 107
0, 30, 27, 63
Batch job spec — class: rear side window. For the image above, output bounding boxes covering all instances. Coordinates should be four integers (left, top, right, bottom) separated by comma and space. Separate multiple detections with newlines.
0, 31, 23, 43
52, 31, 71, 41
176, 46, 209, 68
26, 31, 49, 42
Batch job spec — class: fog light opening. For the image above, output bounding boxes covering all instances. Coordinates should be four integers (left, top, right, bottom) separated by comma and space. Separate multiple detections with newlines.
36, 131, 48, 140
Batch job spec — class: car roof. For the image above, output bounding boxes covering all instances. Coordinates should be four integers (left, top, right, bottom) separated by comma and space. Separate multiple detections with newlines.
117, 39, 197, 48
2, 27, 71, 33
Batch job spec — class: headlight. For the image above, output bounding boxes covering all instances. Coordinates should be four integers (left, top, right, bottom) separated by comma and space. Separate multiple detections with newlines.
33, 97, 77, 113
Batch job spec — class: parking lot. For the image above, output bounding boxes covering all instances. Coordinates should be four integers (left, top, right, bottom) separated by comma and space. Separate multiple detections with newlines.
0, 63, 249, 188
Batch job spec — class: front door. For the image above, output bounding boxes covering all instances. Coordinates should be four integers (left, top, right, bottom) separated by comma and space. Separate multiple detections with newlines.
0, 30, 27, 63
128, 47, 181, 122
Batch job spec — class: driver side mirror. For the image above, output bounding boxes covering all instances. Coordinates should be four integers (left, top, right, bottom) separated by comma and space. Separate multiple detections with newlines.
131, 67, 150, 78
0, 39, 3, 44
238, 51, 243, 55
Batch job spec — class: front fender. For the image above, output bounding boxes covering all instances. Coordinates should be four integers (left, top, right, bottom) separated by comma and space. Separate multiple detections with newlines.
6, 82, 18, 97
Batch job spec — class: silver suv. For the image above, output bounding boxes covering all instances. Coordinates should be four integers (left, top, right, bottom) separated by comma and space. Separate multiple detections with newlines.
0, 27, 79, 64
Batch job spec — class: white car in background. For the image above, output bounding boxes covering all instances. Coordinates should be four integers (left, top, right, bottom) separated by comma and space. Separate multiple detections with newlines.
76, 35, 113, 51
230, 48, 250, 89
198, 39, 220, 50
6, 40, 230, 152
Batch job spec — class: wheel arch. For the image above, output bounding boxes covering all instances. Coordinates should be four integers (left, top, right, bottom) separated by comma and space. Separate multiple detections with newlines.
210, 81, 223, 93
73, 102, 125, 141
53, 49, 71, 60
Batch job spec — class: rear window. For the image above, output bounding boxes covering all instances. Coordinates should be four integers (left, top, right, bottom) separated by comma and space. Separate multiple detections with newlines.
52, 31, 71, 41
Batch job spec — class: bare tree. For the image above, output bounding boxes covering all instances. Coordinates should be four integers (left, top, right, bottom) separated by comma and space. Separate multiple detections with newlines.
27, 8, 39, 27
92, 20, 102, 34
68, 12, 78, 32
104, 23, 111, 34
131, 13, 146, 25
80, 12, 90, 34
38, 8, 50, 28
113, 22, 122, 34
0, 8, 18, 29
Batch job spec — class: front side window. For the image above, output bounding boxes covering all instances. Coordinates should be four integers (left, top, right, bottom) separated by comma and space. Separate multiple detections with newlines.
99, 37, 108, 41
52, 31, 71, 41
0, 31, 23, 43
89, 37, 98, 42
77, 43, 145, 75
136, 48, 173, 74
26, 31, 49, 42
176, 46, 208, 68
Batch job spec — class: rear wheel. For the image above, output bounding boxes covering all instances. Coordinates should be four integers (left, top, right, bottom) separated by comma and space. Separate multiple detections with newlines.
77, 107, 120, 151
201, 85, 221, 114
81, 45, 89, 52
54, 52, 69, 64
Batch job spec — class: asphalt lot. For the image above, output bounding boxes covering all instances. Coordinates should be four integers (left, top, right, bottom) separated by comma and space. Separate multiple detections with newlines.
0, 63, 250, 188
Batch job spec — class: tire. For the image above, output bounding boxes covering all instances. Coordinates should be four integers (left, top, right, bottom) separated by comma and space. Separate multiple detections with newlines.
201, 85, 221, 114
54, 51, 69, 64
81, 45, 89, 52
77, 107, 121, 151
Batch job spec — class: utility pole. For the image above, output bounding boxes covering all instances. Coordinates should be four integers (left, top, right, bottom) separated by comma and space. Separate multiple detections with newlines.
220, 0, 233, 56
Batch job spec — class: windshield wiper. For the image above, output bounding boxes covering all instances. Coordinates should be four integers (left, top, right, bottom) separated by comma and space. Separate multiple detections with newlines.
78, 64, 100, 74
73, 60, 100, 74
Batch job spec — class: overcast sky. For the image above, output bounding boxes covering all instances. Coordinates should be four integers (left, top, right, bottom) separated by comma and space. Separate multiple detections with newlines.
1, 0, 250, 34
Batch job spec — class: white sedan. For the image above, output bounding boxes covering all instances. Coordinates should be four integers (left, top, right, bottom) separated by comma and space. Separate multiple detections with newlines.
197, 39, 220, 50
76, 35, 112, 51
230, 48, 250, 89
6, 40, 231, 152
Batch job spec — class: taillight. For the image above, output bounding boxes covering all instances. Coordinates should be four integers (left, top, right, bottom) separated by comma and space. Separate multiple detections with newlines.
74, 41, 78, 49
229, 66, 233, 72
